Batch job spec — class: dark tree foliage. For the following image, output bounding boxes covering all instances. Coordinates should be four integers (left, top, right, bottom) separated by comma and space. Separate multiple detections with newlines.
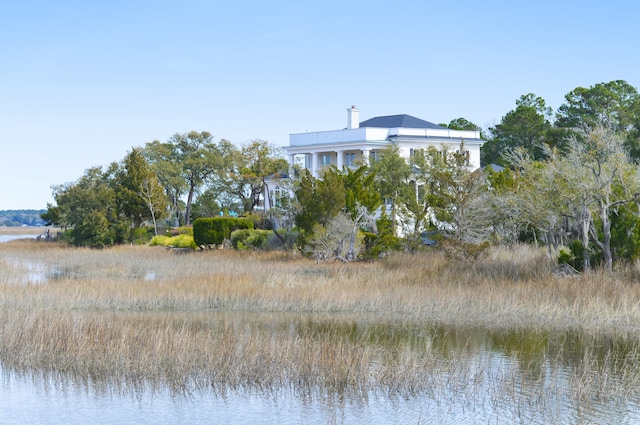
483, 94, 552, 166
555, 80, 640, 158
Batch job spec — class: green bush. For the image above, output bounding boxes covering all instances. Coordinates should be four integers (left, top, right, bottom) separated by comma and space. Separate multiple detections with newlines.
149, 235, 171, 246
172, 234, 197, 249
231, 229, 273, 250
167, 226, 193, 236
149, 234, 197, 249
558, 240, 600, 271
362, 212, 401, 260
193, 217, 254, 248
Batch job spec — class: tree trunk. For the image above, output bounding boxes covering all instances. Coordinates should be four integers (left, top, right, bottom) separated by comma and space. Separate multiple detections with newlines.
185, 184, 195, 226
599, 199, 613, 271
580, 206, 591, 272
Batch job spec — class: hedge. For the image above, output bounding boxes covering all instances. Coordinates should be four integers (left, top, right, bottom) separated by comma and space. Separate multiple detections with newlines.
193, 217, 254, 247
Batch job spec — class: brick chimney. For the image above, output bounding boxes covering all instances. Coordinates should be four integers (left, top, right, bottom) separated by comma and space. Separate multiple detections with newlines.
347, 105, 359, 129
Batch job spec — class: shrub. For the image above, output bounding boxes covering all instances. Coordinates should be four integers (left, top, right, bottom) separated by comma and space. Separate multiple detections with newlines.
231, 229, 273, 250
167, 226, 193, 236
149, 234, 197, 249
193, 217, 254, 248
149, 235, 171, 246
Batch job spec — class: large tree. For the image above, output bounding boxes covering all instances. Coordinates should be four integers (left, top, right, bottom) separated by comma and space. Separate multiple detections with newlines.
116, 148, 168, 232
296, 164, 381, 261
369, 144, 413, 235
510, 122, 640, 271
482, 94, 553, 165
46, 166, 120, 247
555, 80, 640, 157
144, 131, 219, 225
204, 139, 287, 215
444, 117, 487, 139
408, 143, 492, 247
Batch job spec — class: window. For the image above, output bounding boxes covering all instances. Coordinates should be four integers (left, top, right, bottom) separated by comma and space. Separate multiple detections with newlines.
345, 152, 356, 166
455, 149, 470, 166
321, 154, 332, 166
370, 150, 378, 162
269, 185, 284, 208
410, 148, 424, 158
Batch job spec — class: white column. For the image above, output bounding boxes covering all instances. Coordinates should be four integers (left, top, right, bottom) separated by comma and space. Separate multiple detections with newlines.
361, 148, 370, 165
311, 152, 320, 177
336, 150, 344, 170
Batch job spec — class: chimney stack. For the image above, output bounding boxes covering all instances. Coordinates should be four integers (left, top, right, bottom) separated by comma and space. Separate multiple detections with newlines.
347, 105, 359, 129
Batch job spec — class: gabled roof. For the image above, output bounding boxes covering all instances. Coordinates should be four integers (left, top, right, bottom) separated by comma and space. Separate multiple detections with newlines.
359, 114, 445, 130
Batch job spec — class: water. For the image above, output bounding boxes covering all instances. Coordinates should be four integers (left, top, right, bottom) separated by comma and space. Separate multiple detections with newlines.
0, 234, 38, 243
0, 318, 639, 424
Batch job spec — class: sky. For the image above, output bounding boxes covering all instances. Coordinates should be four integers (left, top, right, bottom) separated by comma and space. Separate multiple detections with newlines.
1, 0, 639, 210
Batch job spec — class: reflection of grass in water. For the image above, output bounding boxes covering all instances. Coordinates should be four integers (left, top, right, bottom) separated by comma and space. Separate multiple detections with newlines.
0, 241, 640, 419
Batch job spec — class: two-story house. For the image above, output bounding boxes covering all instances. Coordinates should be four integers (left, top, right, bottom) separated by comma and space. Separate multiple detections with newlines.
266, 106, 484, 211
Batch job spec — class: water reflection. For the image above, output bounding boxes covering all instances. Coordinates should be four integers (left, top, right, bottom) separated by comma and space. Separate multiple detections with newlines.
0, 311, 637, 424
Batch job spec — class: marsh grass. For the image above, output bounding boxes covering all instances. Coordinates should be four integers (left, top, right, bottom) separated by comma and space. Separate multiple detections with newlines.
0, 226, 50, 236
1, 240, 640, 417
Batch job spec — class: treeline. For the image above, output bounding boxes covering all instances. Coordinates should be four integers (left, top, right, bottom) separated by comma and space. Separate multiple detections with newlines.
43, 80, 640, 271
42, 135, 287, 248
0, 210, 46, 227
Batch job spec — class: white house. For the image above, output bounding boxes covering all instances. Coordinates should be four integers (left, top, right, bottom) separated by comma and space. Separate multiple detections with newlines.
284, 106, 483, 178
265, 106, 484, 211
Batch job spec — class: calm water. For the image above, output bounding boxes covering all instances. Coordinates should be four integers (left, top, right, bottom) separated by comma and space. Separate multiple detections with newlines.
0, 234, 38, 243
0, 318, 639, 424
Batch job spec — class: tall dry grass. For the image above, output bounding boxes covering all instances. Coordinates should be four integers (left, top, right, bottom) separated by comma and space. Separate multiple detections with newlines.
1, 239, 640, 411
0, 226, 50, 236
2, 241, 639, 335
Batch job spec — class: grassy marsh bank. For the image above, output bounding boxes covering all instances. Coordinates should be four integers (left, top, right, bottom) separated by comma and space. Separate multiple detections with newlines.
1, 239, 640, 411
2, 240, 640, 334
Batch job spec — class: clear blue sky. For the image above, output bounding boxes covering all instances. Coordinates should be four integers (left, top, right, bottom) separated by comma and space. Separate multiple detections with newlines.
1, 0, 638, 210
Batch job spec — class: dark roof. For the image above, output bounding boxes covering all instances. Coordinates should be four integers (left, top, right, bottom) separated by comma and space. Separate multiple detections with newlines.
359, 114, 445, 130
482, 163, 505, 173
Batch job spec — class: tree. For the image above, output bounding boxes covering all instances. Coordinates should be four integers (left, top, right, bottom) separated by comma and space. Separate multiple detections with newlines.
553, 123, 639, 270
143, 140, 187, 226
116, 148, 168, 234
369, 144, 412, 235
510, 122, 640, 271
144, 131, 219, 226
555, 80, 640, 158
444, 117, 487, 139
294, 167, 345, 237
190, 188, 222, 220
208, 140, 288, 215
417, 144, 493, 245
482, 94, 553, 165
294, 164, 382, 260
307, 212, 364, 262
46, 167, 120, 247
